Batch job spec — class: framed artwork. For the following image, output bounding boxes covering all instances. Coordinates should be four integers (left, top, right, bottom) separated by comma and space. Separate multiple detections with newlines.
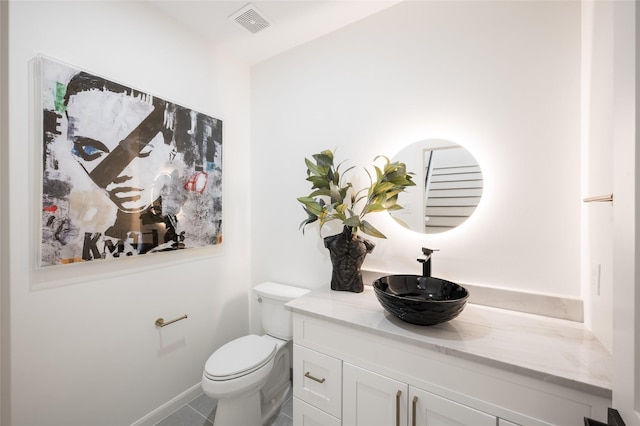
38, 56, 223, 267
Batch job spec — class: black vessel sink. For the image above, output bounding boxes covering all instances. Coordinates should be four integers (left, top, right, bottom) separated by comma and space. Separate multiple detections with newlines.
373, 275, 469, 326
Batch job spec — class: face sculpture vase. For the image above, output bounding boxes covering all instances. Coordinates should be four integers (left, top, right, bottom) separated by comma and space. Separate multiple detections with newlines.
324, 227, 375, 293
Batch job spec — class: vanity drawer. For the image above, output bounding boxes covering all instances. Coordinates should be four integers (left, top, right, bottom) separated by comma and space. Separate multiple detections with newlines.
293, 344, 342, 418
293, 397, 341, 426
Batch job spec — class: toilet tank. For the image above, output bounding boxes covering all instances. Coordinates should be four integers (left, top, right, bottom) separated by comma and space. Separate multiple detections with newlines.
254, 282, 310, 340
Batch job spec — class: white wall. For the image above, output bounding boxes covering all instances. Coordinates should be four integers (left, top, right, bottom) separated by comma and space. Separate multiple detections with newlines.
251, 1, 582, 298
611, 1, 640, 422
7, 2, 252, 425
0, 1, 8, 424
581, 0, 614, 352
3, 1, 609, 423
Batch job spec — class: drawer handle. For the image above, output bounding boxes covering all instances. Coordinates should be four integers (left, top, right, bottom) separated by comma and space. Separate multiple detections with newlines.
304, 371, 326, 384
412, 395, 418, 426
396, 390, 402, 426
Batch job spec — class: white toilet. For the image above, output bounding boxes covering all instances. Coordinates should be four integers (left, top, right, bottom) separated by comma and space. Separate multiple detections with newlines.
201, 282, 309, 426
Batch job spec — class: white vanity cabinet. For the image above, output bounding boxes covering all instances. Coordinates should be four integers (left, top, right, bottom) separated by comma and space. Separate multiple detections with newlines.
289, 290, 611, 426
343, 363, 497, 426
293, 344, 498, 426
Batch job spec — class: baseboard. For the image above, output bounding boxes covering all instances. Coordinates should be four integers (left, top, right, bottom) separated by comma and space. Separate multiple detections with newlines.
362, 269, 584, 322
129, 383, 202, 426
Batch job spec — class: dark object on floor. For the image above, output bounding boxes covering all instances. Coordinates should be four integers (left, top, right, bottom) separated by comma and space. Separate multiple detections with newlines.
584, 408, 626, 426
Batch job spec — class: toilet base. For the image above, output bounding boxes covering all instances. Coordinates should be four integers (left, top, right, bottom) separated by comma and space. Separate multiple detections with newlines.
261, 380, 291, 424
214, 390, 261, 426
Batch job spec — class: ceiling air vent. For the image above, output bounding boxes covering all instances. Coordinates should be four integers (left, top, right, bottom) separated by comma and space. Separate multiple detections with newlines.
230, 3, 273, 34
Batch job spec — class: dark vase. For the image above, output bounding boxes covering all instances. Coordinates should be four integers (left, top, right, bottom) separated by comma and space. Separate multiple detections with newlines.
324, 226, 375, 293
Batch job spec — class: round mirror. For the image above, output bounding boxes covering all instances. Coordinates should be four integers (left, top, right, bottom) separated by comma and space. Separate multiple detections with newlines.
391, 139, 483, 234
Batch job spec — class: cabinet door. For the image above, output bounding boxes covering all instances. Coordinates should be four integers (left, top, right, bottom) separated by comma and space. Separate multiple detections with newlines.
293, 397, 341, 426
343, 363, 407, 426
410, 386, 497, 426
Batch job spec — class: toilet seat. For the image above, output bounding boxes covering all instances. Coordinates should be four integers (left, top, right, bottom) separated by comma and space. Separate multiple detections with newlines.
204, 335, 277, 381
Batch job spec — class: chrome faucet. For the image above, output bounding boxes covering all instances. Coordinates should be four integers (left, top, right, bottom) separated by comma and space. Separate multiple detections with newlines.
417, 247, 438, 277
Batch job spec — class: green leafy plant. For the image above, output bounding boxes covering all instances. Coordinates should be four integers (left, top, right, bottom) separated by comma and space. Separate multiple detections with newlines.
297, 149, 416, 239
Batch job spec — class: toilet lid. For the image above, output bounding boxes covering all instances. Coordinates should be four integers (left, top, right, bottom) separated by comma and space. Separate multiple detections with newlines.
204, 335, 277, 381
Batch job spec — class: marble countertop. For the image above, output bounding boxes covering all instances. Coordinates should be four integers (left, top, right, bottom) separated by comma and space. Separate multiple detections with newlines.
286, 286, 613, 398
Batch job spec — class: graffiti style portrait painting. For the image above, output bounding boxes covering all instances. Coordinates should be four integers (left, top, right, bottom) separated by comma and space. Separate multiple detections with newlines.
39, 56, 223, 267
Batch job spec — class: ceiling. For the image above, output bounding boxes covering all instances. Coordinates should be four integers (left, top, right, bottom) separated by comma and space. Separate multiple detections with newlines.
146, 1, 402, 65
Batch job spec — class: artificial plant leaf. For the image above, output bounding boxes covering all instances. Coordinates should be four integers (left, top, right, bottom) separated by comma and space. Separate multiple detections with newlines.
313, 152, 334, 167
374, 165, 383, 181
385, 203, 404, 211
301, 205, 319, 218
388, 175, 415, 186
360, 220, 386, 239
305, 158, 324, 176
391, 215, 411, 229
374, 154, 390, 163
299, 216, 318, 231
335, 203, 347, 214
297, 197, 324, 216
329, 181, 343, 204
373, 181, 395, 195
363, 203, 386, 214
344, 215, 362, 228
307, 175, 330, 189
339, 164, 355, 176
332, 210, 347, 222
381, 189, 402, 201
296, 196, 315, 204
309, 188, 331, 198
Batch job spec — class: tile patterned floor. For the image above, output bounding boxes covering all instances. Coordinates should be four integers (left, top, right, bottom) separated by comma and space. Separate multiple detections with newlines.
154, 387, 293, 426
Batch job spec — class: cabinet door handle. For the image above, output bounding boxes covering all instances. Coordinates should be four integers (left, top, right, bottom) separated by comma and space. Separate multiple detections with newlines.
412, 395, 418, 426
304, 371, 326, 384
396, 390, 402, 426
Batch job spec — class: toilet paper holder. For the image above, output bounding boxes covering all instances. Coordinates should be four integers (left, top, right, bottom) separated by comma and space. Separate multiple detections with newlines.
155, 315, 188, 327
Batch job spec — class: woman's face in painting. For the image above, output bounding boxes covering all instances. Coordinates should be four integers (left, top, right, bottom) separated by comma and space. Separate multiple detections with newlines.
66, 90, 173, 213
